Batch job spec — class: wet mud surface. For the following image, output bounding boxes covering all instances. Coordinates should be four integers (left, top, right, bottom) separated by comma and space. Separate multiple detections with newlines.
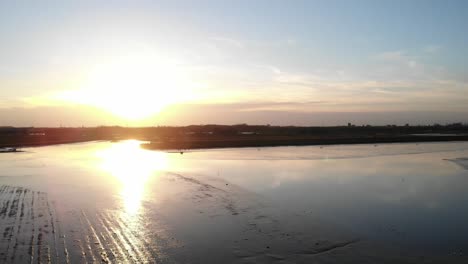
2, 141, 468, 263
0, 177, 369, 264
1, 170, 468, 264
446, 157, 468, 170
0, 185, 177, 263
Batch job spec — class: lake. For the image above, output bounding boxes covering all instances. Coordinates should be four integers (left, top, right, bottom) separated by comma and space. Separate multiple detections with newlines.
1, 140, 468, 263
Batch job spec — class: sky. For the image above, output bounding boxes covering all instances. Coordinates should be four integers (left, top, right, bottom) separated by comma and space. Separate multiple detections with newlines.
1, 0, 468, 126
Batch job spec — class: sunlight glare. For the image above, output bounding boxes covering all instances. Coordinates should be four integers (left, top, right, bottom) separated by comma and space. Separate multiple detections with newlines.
98, 140, 168, 215
60, 52, 197, 120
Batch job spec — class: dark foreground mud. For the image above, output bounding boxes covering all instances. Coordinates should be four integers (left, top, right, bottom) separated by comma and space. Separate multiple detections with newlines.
0, 185, 176, 263
1, 175, 468, 264
0, 185, 66, 263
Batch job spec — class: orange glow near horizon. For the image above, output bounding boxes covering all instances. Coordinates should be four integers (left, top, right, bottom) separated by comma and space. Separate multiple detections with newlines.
57, 52, 198, 121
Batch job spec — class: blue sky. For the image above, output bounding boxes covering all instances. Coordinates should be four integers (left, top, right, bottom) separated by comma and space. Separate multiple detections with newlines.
1, 0, 467, 126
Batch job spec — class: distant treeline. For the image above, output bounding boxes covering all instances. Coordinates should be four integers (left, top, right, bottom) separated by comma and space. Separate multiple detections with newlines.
1, 123, 468, 137
1, 123, 468, 148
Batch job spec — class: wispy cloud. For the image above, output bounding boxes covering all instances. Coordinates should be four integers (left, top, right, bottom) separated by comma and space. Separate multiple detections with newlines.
373, 50, 420, 70
210, 37, 245, 48
423, 45, 441, 54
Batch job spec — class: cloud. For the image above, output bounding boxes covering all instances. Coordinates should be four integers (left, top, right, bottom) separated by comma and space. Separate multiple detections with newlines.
210, 37, 245, 48
423, 45, 441, 53
2, 97, 468, 127
368, 48, 451, 86
373, 50, 421, 70
234, 101, 326, 112
374, 51, 407, 61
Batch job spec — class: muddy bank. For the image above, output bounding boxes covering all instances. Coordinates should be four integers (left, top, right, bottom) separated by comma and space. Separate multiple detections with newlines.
446, 158, 468, 170
3, 125, 468, 149
142, 135, 468, 151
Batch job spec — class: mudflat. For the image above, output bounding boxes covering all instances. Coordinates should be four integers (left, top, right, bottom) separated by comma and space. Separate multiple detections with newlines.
1, 140, 468, 263
142, 134, 468, 150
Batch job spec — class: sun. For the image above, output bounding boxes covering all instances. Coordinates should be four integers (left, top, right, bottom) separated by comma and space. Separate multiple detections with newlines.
59, 52, 196, 121
87, 59, 175, 120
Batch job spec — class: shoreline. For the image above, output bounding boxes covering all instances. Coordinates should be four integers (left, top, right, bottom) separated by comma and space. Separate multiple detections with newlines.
0, 138, 101, 149
2, 135, 468, 151
141, 135, 468, 151
2, 125, 468, 150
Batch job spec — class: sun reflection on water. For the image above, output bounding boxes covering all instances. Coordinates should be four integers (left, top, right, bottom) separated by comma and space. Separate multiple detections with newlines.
97, 140, 167, 215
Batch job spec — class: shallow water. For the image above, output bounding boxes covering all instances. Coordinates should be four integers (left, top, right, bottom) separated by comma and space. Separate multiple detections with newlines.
1, 140, 468, 263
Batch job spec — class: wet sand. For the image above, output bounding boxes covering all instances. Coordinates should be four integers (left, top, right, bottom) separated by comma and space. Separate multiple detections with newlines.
1, 141, 468, 263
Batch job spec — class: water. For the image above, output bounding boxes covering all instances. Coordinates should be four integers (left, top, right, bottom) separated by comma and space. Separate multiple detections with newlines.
1, 140, 468, 262
172, 142, 468, 252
